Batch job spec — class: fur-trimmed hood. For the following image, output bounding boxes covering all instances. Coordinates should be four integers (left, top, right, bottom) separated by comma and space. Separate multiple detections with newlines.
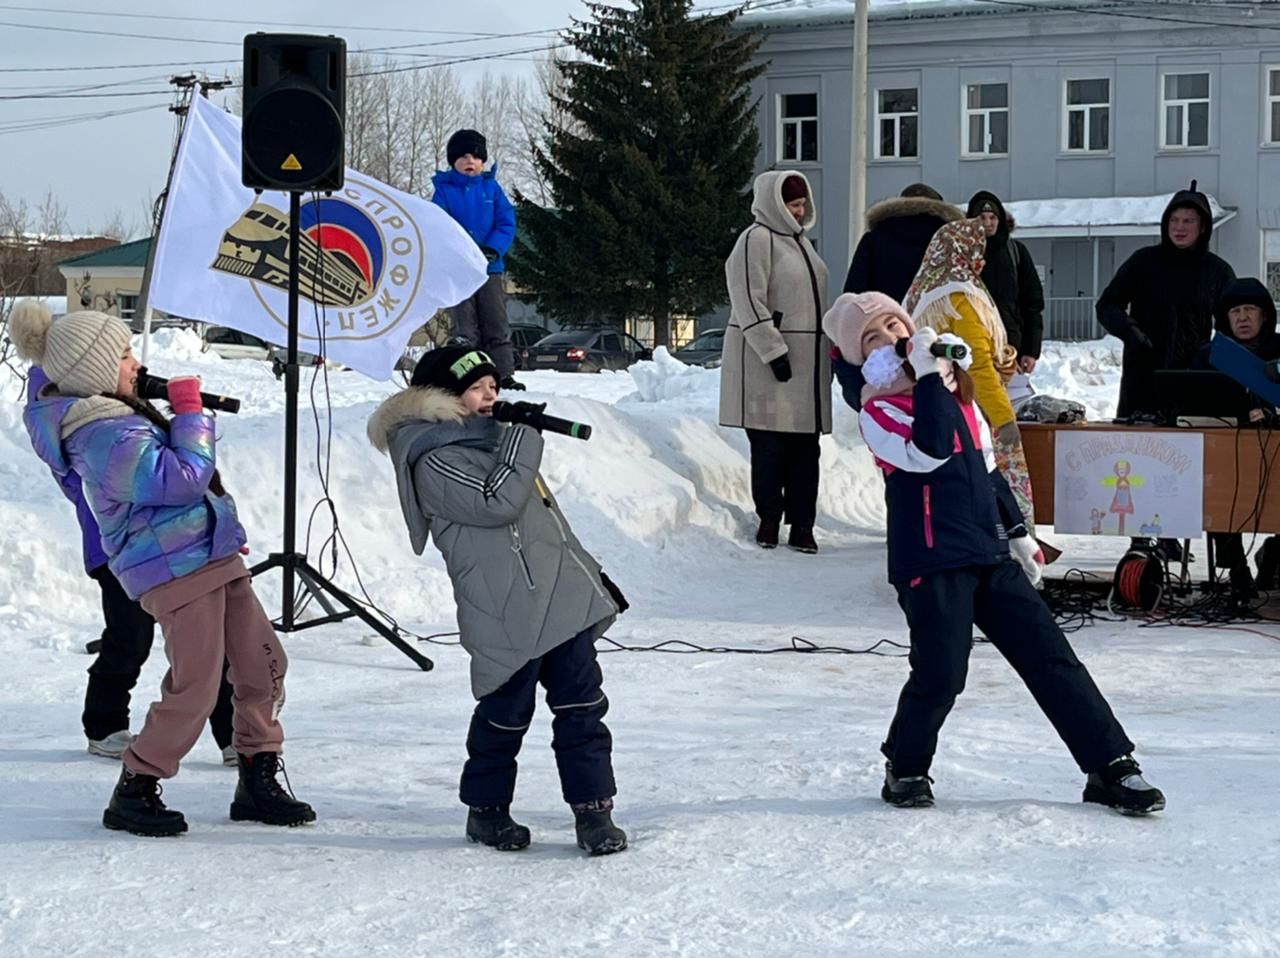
866, 195, 962, 231
367, 386, 466, 453
368, 385, 502, 557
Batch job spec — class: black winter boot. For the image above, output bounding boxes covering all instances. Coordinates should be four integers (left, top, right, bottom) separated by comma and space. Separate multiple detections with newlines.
1228, 563, 1258, 600
466, 805, 531, 851
881, 763, 935, 808
230, 752, 316, 827
500, 375, 527, 392
1256, 537, 1280, 590
755, 518, 780, 549
787, 526, 819, 554
103, 766, 187, 836
572, 798, 627, 855
1083, 754, 1166, 816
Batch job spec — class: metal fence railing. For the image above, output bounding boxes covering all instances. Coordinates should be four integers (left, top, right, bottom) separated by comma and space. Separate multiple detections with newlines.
1044, 297, 1101, 342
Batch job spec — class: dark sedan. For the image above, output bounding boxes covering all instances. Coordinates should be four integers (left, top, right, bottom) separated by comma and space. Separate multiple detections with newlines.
511, 323, 552, 369
672, 328, 725, 368
523, 329, 652, 372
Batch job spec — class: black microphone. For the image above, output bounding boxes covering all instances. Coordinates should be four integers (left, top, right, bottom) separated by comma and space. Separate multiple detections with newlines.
894, 338, 968, 362
138, 368, 241, 414
492, 400, 592, 441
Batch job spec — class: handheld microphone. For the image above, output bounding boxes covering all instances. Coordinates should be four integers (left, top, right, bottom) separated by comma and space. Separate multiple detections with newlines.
138, 368, 241, 414
492, 400, 592, 441
894, 338, 968, 362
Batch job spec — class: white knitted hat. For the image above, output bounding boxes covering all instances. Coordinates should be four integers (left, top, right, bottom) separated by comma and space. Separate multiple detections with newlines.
9, 301, 132, 398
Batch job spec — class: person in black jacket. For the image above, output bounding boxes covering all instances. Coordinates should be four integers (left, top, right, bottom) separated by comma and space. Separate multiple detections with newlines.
844, 183, 960, 303
857, 325, 1165, 816
966, 191, 1045, 371
1097, 180, 1236, 419
835, 185, 957, 409
1192, 278, 1280, 595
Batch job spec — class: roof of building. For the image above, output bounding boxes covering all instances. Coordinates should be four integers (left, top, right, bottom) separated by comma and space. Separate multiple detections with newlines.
725, 0, 1266, 28
999, 192, 1237, 239
56, 236, 151, 271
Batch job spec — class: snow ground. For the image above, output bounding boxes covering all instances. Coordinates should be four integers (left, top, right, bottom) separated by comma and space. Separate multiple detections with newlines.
0, 333, 1277, 958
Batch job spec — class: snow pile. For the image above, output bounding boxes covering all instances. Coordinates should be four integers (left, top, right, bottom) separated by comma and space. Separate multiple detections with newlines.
626, 345, 719, 404
0, 336, 1277, 957
1035, 336, 1124, 421
143, 326, 215, 365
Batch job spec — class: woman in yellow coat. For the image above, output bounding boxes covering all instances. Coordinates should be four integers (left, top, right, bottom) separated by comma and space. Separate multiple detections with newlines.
902, 218, 1036, 531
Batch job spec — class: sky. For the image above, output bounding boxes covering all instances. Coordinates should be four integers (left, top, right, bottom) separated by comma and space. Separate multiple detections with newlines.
0, 0, 594, 234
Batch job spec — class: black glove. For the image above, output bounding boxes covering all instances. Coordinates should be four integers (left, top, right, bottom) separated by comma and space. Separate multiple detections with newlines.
1126, 328, 1154, 352
769, 355, 792, 383
480, 245, 501, 263
599, 571, 630, 614
499, 400, 547, 431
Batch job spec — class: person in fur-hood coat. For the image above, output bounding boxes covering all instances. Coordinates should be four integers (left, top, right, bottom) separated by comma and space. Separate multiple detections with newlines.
844, 183, 961, 303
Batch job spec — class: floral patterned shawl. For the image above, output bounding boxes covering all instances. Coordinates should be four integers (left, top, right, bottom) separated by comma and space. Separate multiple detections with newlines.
902, 218, 1016, 379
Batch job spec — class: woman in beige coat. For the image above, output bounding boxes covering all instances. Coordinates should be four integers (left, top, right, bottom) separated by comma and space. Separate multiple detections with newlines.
719, 171, 831, 553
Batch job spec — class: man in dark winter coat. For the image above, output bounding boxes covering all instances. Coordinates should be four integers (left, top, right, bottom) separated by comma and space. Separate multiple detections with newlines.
844, 183, 960, 303
1097, 180, 1236, 419
967, 191, 1046, 372
1192, 278, 1280, 595
837, 183, 958, 409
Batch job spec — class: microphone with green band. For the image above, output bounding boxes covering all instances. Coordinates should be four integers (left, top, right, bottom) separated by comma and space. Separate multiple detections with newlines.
492, 400, 593, 441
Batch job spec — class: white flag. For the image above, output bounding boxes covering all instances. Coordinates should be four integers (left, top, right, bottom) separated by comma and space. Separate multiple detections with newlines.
147, 93, 488, 380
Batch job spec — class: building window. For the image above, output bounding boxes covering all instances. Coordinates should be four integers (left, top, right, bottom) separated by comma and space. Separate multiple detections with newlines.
117, 293, 138, 320
779, 93, 818, 163
1267, 68, 1280, 144
963, 83, 1008, 156
1161, 72, 1210, 149
876, 87, 918, 159
1264, 231, 1280, 301
1065, 78, 1110, 152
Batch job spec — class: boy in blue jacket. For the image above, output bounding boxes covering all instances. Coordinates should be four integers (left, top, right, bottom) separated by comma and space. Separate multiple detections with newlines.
432, 129, 524, 391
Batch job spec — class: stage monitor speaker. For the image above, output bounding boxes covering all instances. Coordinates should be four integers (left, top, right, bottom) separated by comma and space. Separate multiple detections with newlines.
242, 33, 346, 192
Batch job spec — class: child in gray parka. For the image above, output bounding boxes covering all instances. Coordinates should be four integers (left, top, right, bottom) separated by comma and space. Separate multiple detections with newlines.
367, 345, 628, 855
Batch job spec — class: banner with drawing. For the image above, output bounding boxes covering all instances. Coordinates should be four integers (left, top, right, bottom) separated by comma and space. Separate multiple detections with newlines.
1053, 431, 1204, 538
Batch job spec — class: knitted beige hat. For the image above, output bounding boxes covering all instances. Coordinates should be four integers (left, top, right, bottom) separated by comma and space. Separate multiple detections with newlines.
9, 301, 132, 398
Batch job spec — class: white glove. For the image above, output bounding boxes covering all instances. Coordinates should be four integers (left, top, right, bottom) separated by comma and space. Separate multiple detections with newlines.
936, 332, 973, 370
906, 328, 943, 380
1009, 535, 1044, 588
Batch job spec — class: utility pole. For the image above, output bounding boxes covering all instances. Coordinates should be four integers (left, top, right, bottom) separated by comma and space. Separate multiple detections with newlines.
136, 74, 231, 363
849, 0, 870, 261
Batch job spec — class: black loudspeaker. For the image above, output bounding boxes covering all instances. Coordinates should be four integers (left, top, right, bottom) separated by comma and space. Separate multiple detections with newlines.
241, 33, 346, 192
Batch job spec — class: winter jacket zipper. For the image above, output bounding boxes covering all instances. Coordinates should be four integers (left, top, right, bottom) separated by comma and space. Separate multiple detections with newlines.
536, 476, 609, 601
922, 484, 935, 549
509, 523, 535, 590
796, 235, 824, 431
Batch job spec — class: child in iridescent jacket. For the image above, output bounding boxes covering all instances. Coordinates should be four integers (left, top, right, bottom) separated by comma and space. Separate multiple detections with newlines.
13, 302, 314, 837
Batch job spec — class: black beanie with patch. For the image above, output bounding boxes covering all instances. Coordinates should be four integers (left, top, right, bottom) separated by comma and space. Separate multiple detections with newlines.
410, 346, 499, 395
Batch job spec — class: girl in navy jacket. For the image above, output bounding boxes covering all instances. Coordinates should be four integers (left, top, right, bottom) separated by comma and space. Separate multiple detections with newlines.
856, 320, 1165, 815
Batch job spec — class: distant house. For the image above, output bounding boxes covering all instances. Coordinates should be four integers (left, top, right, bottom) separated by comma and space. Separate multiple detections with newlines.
55, 237, 154, 325
736, 0, 1278, 339
1, 233, 118, 297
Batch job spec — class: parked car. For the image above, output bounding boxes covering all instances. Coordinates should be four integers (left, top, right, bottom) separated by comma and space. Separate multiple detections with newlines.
523, 329, 653, 373
672, 328, 725, 368
511, 323, 552, 369
202, 325, 328, 377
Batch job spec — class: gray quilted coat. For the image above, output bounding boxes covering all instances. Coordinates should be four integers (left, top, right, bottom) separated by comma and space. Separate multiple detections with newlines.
368, 387, 618, 698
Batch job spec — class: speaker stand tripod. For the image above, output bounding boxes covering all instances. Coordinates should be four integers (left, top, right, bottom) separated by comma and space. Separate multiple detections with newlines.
249, 191, 433, 671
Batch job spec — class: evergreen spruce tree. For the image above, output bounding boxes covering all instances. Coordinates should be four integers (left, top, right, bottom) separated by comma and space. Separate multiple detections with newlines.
510, 0, 764, 346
